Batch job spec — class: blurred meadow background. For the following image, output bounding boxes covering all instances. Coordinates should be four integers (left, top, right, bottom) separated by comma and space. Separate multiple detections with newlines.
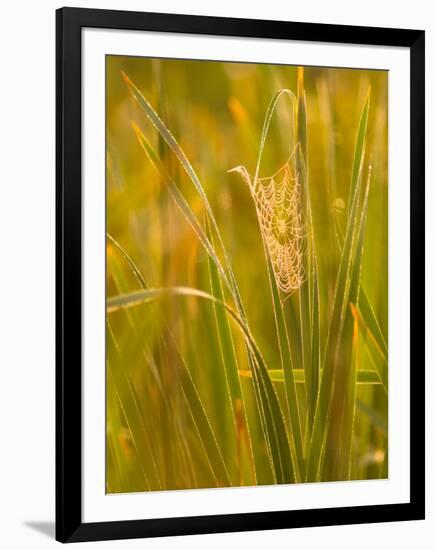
106, 55, 388, 493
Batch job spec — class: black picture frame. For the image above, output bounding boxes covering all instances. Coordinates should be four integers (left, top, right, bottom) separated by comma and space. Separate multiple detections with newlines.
56, 6, 425, 543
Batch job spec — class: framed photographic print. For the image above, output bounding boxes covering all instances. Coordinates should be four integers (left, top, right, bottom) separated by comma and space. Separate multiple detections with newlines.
56, 7, 425, 543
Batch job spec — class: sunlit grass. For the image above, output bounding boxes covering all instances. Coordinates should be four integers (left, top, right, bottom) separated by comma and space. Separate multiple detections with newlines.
106, 57, 388, 493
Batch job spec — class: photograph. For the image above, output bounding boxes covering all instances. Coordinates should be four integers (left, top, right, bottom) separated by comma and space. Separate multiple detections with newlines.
105, 55, 388, 494
0, 2, 428, 547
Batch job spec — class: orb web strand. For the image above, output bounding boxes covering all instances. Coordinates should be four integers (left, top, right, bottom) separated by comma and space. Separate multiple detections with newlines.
253, 162, 307, 294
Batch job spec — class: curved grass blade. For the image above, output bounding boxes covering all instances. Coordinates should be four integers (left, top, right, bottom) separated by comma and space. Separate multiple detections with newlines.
123, 72, 240, 303
125, 74, 258, 379
108, 286, 294, 484
127, 90, 291, 484
132, 122, 276, 482
108, 229, 232, 487
241, 88, 304, 481
107, 233, 147, 289
132, 124, 231, 293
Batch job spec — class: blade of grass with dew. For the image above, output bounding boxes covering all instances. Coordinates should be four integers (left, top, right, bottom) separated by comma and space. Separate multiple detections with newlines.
305, 93, 370, 481
108, 286, 294, 484
126, 73, 271, 426
120, 288, 291, 483
295, 140, 321, 453
310, 254, 321, 424
108, 232, 181, 487
132, 122, 275, 482
107, 244, 169, 489
321, 177, 370, 481
295, 68, 317, 442
308, 93, 370, 479
107, 233, 147, 289
132, 123, 231, 293
328, 90, 386, 366
247, 88, 305, 481
108, 232, 231, 488
264, 253, 304, 481
347, 89, 371, 220
129, 99, 289, 484
323, 174, 370, 481
331, 238, 387, 368
330, 88, 387, 387
205, 216, 257, 485
336, 88, 387, 384
124, 72, 239, 302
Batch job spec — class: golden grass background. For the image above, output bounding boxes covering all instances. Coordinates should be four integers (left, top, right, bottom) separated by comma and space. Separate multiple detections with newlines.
106, 56, 388, 493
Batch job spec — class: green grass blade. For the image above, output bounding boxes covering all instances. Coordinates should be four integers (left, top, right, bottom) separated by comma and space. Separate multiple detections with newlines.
125, 73, 264, 366
264, 257, 303, 481
255, 89, 297, 163
310, 257, 320, 421
295, 136, 320, 441
239, 368, 381, 385
107, 321, 162, 490
324, 176, 370, 481
107, 366, 149, 492
306, 93, 371, 481
129, 100, 286, 488
348, 89, 371, 220
296, 68, 308, 161
132, 122, 277, 482
343, 89, 387, 377
108, 286, 294, 484
295, 69, 314, 440
206, 217, 257, 484
168, 338, 232, 487
124, 73, 241, 301
330, 90, 386, 373
330, 97, 387, 379
358, 289, 388, 359
350, 302, 388, 394
131, 123, 232, 293
108, 226, 234, 487
244, 88, 304, 482
107, 233, 147, 289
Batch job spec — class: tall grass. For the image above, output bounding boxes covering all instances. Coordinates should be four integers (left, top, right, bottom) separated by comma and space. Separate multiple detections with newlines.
106, 57, 388, 492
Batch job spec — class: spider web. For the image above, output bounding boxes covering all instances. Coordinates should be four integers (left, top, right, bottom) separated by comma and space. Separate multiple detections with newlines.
253, 162, 307, 294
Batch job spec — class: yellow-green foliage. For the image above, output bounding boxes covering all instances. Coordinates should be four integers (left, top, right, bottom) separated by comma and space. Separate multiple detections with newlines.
106, 56, 388, 493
